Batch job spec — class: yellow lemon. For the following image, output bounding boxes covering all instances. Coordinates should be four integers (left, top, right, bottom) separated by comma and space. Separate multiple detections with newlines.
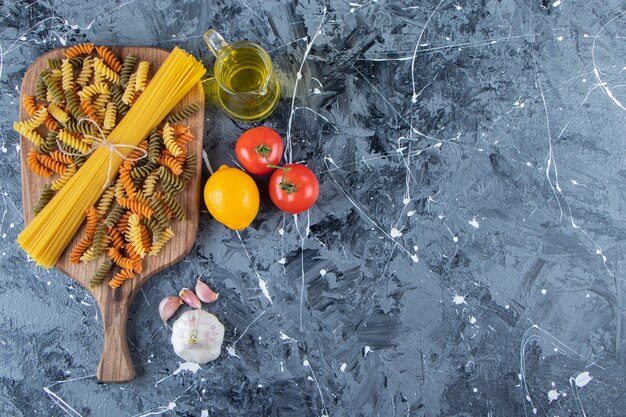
204, 165, 260, 230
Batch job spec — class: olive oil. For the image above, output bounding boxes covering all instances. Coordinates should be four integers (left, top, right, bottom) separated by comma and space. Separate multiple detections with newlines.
205, 29, 280, 122
219, 47, 267, 93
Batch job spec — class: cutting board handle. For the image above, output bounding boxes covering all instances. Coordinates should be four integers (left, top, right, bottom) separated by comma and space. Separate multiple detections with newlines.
97, 300, 136, 383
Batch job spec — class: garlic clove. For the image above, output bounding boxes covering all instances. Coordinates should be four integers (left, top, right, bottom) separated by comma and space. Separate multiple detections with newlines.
159, 296, 183, 321
195, 278, 219, 303
179, 288, 201, 309
171, 309, 225, 364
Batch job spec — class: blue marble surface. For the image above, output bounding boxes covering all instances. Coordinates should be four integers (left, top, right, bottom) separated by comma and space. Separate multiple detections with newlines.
1, 0, 626, 416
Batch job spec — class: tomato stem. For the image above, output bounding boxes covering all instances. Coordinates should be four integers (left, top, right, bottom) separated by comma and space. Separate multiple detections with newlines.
254, 143, 272, 162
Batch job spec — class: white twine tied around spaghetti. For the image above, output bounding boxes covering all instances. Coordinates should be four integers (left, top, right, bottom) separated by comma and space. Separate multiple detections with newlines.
57, 118, 148, 188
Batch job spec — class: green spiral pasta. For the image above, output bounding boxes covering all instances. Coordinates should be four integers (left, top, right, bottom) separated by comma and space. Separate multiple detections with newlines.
120, 55, 137, 88
180, 153, 197, 184
88, 260, 113, 289
165, 102, 201, 124
104, 205, 125, 229
64, 88, 85, 120
131, 161, 156, 180
147, 130, 163, 163
162, 192, 186, 222
111, 85, 130, 119
148, 196, 169, 242
45, 58, 62, 69
158, 165, 184, 192
39, 131, 59, 154
63, 119, 95, 136
42, 72, 64, 104
35, 71, 49, 102
33, 184, 55, 215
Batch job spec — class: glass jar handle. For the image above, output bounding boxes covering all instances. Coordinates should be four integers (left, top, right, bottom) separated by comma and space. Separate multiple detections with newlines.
204, 29, 228, 57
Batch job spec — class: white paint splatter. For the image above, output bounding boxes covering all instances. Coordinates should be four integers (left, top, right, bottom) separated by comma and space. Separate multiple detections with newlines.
320, 269, 327, 276
279, 331, 298, 343
469, 316, 477, 324
226, 345, 240, 358
548, 389, 560, 402
278, 258, 286, 265
363, 346, 373, 357
574, 371, 592, 387
468, 217, 480, 228
556, 36, 564, 41
552, 0, 561, 6
411, 254, 419, 262
313, 88, 321, 94
453, 235, 459, 242
340, 363, 347, 372
541, 288, 547, 295
407, 210, 416, 217
390, 227, 403, 238
453, 294, 467, 305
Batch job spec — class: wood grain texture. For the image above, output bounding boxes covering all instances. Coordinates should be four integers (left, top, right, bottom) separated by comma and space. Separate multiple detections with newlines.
18, 47, 204, 383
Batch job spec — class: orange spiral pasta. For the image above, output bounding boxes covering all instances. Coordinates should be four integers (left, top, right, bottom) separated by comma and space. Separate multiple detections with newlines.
23, 95, 39, 117
48, 150, 75, 165
64, 43, 94, 59
119, 163, 137, 199
116, 211, 132, 234
69, 237, 92, 264
107, 226, 125, 249
175, 130, 194, 146
125, 242, 143, 272
37, 154, 66, 175
96, 45, 123, 72
80, 100, 99, 122
117, 197, 154, 219
44, 114, 60, 131
27, 151, 53, 177
108, 247, 135, 270
83, 206, 99, 240
157, 154, 183, 175
108, 268, 135, 289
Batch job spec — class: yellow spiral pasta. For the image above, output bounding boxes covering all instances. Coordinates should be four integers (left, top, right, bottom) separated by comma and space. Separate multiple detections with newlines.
61, 59, 74, 91
162, 122, 183, 157
76, 57, 93, 87
78, 83, 110, 102
16, 107, 48, 131
14, 122, 44, 146
58, 129, 90, 154
94, 57, 120, 85
148, 227, 174, 256
47, 103, 69, 124
124, 213, 146, 258
122, 73, 137, 105
103, 101, 117, 131
135, 61, 150, 92
51, 164, 77, 191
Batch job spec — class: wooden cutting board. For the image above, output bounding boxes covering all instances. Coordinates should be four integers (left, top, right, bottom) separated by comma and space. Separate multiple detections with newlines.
18, 47, 204, 383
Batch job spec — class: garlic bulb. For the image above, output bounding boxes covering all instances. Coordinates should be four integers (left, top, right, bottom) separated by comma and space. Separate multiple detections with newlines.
171, 309, 225, 364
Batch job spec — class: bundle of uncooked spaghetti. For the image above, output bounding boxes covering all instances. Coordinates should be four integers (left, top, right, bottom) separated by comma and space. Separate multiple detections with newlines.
18, 47, 205, 268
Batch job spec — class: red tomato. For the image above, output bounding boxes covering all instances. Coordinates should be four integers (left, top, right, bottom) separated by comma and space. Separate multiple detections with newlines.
235, 127, 284, 175
269, 164, 319, 214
